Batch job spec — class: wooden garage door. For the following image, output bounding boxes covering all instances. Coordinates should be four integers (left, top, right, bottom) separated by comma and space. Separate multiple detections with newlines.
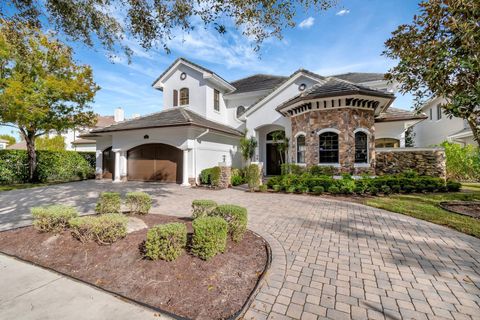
127, 144, 182, 183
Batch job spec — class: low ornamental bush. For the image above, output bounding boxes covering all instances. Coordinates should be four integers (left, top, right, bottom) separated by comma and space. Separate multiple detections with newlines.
191, 216, 228, 260
69, 213, 128, 244
381, 185, 392, 195
258, 184, 268, 192
446, 180, 462, 192
144, 223, 187, 261
199, 167, 221, 186
308, 165, 336, 176
31, 205, 78, 233
191, 199, 218, 219
311, 186, 324, 195
125, 192, 152, 215
231, 168, 245, 186
95, 192, 121, 214
328, 185, 340, 194
272, 184, 282, 192
368, 186, 379, 195
212, 204, 248, 242
280, 163, 305, 175
296, 185, 309, 193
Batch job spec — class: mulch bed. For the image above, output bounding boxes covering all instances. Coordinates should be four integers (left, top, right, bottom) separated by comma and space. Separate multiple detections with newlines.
439, 201, 480, 219
0, 214, 269, 320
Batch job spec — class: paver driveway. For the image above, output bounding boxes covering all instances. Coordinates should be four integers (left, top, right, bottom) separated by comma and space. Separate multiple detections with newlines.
1, 180, 479, 320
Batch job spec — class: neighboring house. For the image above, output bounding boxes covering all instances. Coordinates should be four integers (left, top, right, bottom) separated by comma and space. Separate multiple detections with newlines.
86, 57, 426, 184
413, 97, 475, 147
0, 139, 8, 149
7, 112, 119, 152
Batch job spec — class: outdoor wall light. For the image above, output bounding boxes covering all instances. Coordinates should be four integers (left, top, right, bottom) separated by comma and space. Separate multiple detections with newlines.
144, 135, 149, 139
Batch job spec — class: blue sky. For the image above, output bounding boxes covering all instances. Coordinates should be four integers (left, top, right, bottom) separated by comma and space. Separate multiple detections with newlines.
0, 0, 421, 139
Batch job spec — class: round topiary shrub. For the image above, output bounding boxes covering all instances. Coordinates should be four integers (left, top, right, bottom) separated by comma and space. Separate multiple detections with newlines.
272, 184, 282, 192
31, 205, 78, 233
211, 204, 248, 242
328, 185, 340, 194
144, 223, 187, 261
368, 186, 378, 196
69, 213, 128, 245
286, 186, 296, 193
258, 184, 268, 192
381, 185, 391, 195
125, 192, 152, 215
191, 216, 228, 260
353, 185, 365, 195
95, 192, 121, 214
311, 186, 324, 195
191, 199, 218, 219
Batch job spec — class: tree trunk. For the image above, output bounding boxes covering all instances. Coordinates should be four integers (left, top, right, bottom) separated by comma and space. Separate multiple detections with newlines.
23, 132, 37, 182
467, 115, 480, 148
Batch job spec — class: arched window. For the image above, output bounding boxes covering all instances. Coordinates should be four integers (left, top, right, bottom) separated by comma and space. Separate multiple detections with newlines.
319, 132, 339, 163
375, 138, 400, 148
236, 106, 246, 118
355, 132, 368, 163
179, 88, 189, 105
296, 135, 306, 163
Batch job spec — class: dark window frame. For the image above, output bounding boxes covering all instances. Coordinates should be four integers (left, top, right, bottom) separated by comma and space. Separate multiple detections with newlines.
319, 132, 339, 164
296, 135, 306, 164
436, 104, 442, 120
236, 106, 245, 118
214, 89, 220, 111
173, 90, 178, 107
354, 131, 368, 163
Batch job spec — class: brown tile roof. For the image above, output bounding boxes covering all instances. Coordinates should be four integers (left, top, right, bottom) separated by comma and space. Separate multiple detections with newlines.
375, 107, 427, 122
230, 74, 288, 94
90, 107, 243, 137
331, 72, 386, 83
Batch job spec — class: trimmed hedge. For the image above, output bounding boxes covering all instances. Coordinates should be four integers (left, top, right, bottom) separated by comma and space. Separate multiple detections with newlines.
95, 192, 121, 214
125, 192, 152, 215
69, 213, 128, 244
199, 166, 221, 186
266, 172, 460, 195
145, 223, 187, 261
0, 150, 95, 184
191, 216, 228, 260
211, 204, 248, 242
31, 205, 78, 233
191, 199, 217, 219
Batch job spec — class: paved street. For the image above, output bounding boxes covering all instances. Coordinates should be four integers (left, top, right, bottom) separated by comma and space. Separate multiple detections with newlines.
1, 180, 479, 319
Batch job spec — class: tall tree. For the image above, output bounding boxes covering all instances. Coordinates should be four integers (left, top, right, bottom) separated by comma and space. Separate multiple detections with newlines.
0, 134, 15, 146
0, 20, 98, 181
383, 0, 480, 146
0, 0, 336, 58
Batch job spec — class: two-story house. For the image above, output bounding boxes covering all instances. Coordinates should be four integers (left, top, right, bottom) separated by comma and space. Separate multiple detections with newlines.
413, 97, 475, 147
86, 58, 426, 184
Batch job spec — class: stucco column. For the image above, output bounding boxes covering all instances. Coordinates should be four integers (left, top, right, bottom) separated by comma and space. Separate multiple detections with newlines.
120, 151, 127, 181
95, 149, 103, 180
181, 149, 190, 186
113, 150, 121, 182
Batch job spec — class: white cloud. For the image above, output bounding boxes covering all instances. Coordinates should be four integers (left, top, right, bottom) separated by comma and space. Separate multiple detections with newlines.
298, 17, 315, 29
336, 9, 350, 16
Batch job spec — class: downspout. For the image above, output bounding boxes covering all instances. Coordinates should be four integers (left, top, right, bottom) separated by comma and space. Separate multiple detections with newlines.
193, 129, 210, 184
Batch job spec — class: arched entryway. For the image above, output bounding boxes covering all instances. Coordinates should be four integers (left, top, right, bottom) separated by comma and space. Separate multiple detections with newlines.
127, 144, 183, 183
102, 147, 115, 179
266, 130, 286, 175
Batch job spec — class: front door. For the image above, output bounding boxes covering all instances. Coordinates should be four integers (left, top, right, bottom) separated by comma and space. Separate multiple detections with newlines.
266, 143, 282, 175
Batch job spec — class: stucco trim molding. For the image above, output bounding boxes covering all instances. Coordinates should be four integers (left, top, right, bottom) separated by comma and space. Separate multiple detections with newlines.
316, 128, 341, 135
353, 128, 371, 135
294, 131, 307, 138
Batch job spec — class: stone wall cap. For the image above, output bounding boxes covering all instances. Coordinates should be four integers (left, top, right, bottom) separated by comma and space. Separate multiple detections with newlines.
377, 147, 445, 152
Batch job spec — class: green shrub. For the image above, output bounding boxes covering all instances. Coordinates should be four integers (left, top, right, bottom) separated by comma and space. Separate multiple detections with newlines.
296, 185, 309, 193
95, 192, 121, 214
0, 150, 94, 184
246, 164, 261, 191
69, 213, 128, 244
368, 186, 378, 195
125, 192, 152, 214
442, 141, 480, 181
191, 199, 218, 219
308, 165, 336, 176
391, 184, 401, 193
403, 185, 415, 193
280, 163, 305, 175
311, 186, 324, 195
258, 184, 268, 192
191, 216, 228, 260
286, 185, 296, 193
272, 184, 282, 192
328, 185, 340, 194
231, 168, 245, 186
354, 185, 365, 195
402, 169, 419, 178
211, 204, 248, 242
381, 185, 391, 195
337, 178, 355, 194
304, 176, 335, 191
31, 205, 78, 233
266, 176, 282, 188
144, 223, 187, 261
446, 180, 462, 192
199, 166, 221, 186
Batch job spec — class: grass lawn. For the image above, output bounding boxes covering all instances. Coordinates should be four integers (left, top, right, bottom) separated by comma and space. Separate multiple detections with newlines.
365, 186, 480, 238
0, 182, 55, 192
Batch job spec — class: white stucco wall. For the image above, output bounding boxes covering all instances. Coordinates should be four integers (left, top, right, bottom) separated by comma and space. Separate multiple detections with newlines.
375, 121, 410, 147
413, 97, 469, 147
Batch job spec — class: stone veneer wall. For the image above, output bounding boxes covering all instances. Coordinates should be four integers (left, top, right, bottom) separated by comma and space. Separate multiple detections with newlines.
290, 108, 375, 174
217, 163, 232, 189
376, 148, 446, 178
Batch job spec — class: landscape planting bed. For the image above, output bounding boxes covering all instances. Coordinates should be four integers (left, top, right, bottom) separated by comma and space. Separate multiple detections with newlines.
0, 214, 269, 320
440, 201, 480, 219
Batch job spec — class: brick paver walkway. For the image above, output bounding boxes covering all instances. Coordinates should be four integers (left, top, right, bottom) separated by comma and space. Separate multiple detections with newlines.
1, 181, 480, 320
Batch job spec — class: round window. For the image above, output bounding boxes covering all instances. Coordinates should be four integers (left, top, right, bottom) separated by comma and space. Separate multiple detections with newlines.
180, 72, 187, 80
298, 83, 306, 91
